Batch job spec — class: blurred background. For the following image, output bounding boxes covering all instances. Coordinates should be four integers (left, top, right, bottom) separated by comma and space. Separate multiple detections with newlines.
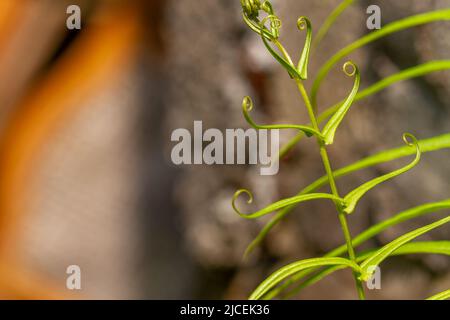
0, 0, 449, 299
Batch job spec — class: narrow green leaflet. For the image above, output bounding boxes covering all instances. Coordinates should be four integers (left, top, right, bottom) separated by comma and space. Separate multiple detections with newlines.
242, 96, 323, 139
343, 134, 421, 214
249, 257, 360, 300
321, 61, 360, 145
426, 289, 450, 300
232, 189, 342, 219
311, 9, 450, 107
264, 265, 345, 299
245, 133, 450, 256
296, 17, 312, 79
391, 241, 450, 256
280, 60, 450, 158
263, 201, 450, 298
323, 60, 450, 121
359, 216, 450, 281
275, 241, 450, 299
313, 0, 355, 50
329, 201, 450, 257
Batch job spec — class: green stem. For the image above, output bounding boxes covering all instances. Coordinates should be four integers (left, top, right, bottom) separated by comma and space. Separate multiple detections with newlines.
271, 37, 364, 299
296, 79, 365, 300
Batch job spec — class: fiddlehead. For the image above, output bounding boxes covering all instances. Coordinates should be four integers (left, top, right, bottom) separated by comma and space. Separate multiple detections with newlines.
241, 1, 312, 81
241, 0, 261, 19
296, 16, 312, 80
342, 60, 357, 77
232, 189, 254, 216
259, 15, 314, 80
241, 0, 276, 40
242, 96, 323, 139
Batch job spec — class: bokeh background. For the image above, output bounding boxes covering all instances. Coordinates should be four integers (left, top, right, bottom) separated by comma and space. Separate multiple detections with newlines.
0, 0, 449, 299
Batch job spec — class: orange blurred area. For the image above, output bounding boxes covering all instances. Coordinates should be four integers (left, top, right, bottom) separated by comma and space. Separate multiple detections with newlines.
0, 0, 144, 299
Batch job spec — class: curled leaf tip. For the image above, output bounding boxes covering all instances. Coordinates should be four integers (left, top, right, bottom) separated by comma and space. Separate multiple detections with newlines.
241, 95, 323, 138
260, 15, 301, 79
402, 133, 421, 161
296, 16, 312, 80
343, 61, 357, 77
261, 15, 282, 39
241, 96, 258, 129
297, 16, 308, 30
343, 133, 421, 214
232, 189, 254, 216
242, 96, 253, 112
261, 1, 274, 15
321, 61, 360, 145
403, 132, 418, 147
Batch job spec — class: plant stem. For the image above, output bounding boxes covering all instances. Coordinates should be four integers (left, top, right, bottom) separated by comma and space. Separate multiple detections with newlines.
295, 79, 366, 300
272, 38, 365, 299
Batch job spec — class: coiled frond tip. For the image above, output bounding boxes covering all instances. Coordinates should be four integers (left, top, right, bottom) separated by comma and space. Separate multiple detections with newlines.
403, 132, 418, 147
242, 96, 253, 112
232, 189, 254, 216
343, 61, 357, 77
241, 0, 261, 18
